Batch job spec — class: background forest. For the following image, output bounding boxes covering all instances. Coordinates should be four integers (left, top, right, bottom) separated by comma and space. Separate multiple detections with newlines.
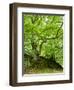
24, 14, 64, 74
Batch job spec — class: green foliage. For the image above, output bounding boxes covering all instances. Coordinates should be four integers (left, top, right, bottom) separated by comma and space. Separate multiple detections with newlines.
24, 14, 63, 74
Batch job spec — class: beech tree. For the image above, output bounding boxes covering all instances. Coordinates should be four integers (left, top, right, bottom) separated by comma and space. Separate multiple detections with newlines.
24, 14, 63, 66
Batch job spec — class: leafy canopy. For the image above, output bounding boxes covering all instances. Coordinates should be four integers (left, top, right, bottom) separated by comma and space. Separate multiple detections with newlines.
24, 14, 63, 66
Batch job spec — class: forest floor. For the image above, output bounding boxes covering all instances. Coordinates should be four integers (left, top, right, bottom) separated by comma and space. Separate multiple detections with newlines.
24, 67, 63, 74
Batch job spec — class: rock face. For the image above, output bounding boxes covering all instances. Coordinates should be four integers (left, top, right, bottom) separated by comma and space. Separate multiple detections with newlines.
46, 55, 63, 70
24, 53, 63, 71
38, 55, 63, 70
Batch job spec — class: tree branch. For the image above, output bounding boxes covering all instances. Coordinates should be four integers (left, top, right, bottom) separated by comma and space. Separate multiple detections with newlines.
44, 22, 63, 40
39, 40, 45, 55
56, 22, 63, 38
50, 16, 55, 24
38, 22, 63, 55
